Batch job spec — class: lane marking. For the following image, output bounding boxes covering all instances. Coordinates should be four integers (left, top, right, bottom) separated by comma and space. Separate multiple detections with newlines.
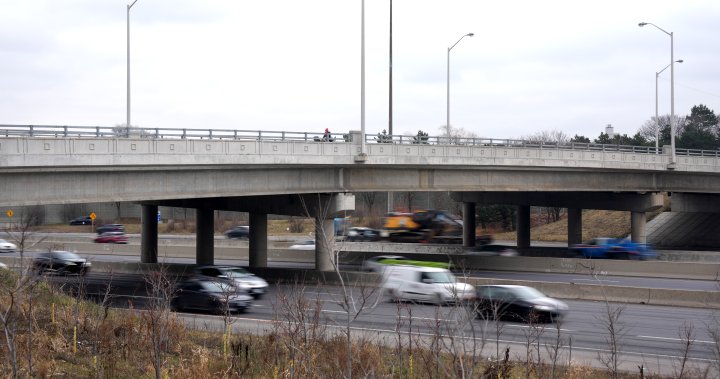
637, 335, 717, 344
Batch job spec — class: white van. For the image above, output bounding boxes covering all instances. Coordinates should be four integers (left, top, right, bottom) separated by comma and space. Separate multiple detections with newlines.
382, 265, 475, 304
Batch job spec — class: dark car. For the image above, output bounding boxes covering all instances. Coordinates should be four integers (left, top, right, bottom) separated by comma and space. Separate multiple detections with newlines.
346, 227, 379, 242
69, 216, 93, 225
475, 285, 568, 323
224, 226, 249, 239
33, 251, 91, 275
96, 224, 125, 234
93, 232, 128, 244
193, 265, 268, 299
171, 279, 252, 314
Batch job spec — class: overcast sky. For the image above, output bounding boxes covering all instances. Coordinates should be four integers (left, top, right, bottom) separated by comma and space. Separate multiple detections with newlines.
2, 1, 719, 140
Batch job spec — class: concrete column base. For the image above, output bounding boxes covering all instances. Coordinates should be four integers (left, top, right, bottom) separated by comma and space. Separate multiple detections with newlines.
196, 207, 214, 265
517, 205, 530, 249
568, 208, 582, 246
249, 213, 268, 268
463, 202, 476, 247
631, 211, 647, 243
315, 217, 335, 271
140, 204, 158, 263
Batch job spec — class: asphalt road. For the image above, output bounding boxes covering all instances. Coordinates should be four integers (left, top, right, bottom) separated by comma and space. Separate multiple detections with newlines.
47, 273, 720, 376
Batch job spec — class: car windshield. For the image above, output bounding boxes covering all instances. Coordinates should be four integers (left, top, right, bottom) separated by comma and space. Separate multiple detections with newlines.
0, 239, 9, 244
198, 280, 236, 293
52, 251, 81, 260
511, 286, 547, 300
223, 268, 251, 278
423, 271, 455, 283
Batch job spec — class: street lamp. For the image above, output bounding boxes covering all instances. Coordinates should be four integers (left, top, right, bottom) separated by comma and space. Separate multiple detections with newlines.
655, 59, 683, 154
127, 0, 139, 129
639, 22, 676, 165
446, 32, 473, 132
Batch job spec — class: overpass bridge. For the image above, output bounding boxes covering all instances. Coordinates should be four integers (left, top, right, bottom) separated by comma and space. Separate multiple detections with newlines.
2, 124, 720, 270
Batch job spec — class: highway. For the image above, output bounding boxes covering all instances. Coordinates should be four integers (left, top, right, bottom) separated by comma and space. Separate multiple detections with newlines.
46, 272, 720, 376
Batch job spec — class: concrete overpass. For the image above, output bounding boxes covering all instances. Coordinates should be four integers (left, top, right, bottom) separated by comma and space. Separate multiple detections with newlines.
2, 125, 720, 269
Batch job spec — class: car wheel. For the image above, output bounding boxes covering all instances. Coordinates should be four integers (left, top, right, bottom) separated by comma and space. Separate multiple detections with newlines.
387, 288, 401, 303
172, 299, 185, 312
434, 293, 445, 306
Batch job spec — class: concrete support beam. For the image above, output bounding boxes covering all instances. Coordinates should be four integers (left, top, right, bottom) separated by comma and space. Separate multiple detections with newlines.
140, 204, 158, 263
568, 208, 582, 246
517, 205, 531, 249
195, 207, 214, 265
249, 213, 268, 268
631, 211, 647, 243
463, 202, 476, 247
451, 191, 664, 212
315, 217, 335, 271
670, 193, 720, 213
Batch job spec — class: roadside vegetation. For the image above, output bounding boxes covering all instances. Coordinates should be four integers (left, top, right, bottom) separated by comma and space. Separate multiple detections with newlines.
2, 268, 713, 378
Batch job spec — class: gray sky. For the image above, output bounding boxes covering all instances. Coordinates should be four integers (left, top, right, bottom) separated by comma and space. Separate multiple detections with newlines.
1, 0, 719, 140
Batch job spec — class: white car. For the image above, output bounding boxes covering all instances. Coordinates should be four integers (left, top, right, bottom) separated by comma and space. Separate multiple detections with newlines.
0, 239, 17, 253
194, 265, 269, 299
382, 265, 475, 305
289, 240, 315, 250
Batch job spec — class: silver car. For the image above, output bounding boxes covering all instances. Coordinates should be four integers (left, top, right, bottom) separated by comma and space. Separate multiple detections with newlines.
0, 239, 17, 253
194, 265, 269, 299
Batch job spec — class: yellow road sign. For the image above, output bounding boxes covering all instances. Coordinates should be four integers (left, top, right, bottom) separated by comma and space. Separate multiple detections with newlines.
89, 212, 97, 220
6, 210, 13, 218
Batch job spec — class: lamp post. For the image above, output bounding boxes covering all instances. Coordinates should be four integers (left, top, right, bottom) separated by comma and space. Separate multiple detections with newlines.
127, 0, 139, 129
639, 22, 676, 165
655, 59, 683, 154
446, 32, 473, 132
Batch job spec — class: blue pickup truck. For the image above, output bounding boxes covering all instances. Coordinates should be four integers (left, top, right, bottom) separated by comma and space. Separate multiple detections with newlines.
571, 238, 657, 260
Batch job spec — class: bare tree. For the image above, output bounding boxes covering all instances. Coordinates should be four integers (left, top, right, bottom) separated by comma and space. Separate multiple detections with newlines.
594, 271, 626, 379
674, 321, 695, 379
141, 264, 179, 379
298, 193, 384, 379
544, 317, 566, 379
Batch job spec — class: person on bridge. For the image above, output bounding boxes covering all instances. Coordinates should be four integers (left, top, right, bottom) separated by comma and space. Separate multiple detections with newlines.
323, 128, 332, 142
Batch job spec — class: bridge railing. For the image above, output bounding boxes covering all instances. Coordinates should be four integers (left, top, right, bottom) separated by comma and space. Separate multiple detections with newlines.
2, 124, 719, 157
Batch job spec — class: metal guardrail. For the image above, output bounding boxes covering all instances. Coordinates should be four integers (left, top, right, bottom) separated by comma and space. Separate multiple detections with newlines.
2, 124, 719, 157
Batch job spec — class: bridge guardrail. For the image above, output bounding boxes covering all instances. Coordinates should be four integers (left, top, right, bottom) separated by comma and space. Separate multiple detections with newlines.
3, 124, 719, 157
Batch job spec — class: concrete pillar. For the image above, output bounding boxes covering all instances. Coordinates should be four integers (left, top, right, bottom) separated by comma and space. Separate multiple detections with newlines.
249, 213, 268, 268
463, 202, 476, 247
315, 217, 334, 271
567, 208, 583, 246
140, 204, 158, 263
195, 207, 214, 265
631, 211, 647, 243
516, 205, 531, 249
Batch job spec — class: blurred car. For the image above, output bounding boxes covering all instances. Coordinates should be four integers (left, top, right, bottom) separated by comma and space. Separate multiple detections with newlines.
33, 251, 91, 275
93, 232, 128, 244
0, 239, 17, 253
289, 240, 315, 250
0, 262, 7, 270
467, 244, 518, 257
382, 266, 475, 305
346, 227, 379, 242
69, 216, 93, 225
475, 285, 568, 323
224, 226, 250, 239
171, 278, 252, 314
194, 265, 268, 299
96, 224, 125, 234
361, 255, 408, 272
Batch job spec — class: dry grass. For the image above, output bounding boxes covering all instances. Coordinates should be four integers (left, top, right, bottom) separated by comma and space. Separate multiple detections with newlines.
495, 210, 634, 242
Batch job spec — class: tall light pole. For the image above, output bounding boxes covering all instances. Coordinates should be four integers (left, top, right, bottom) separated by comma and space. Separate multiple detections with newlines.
655, 59, 683, 154
446, 33, 473, 132
387, 0, 394, 212
360, 0, 366, 155
127, 0, 139, 129
639, 22, 675, 165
